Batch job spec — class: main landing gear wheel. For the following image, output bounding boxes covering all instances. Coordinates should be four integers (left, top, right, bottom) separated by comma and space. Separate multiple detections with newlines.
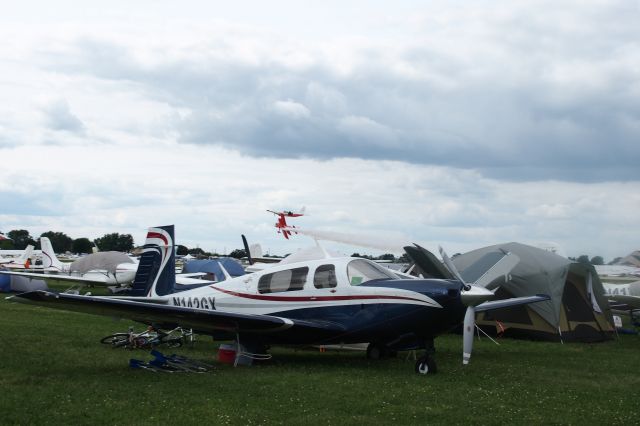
415, 355, 437, 375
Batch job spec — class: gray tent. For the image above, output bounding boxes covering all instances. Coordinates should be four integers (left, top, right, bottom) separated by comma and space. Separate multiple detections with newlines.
452, 242, 615, 342
69, 252, 134, 274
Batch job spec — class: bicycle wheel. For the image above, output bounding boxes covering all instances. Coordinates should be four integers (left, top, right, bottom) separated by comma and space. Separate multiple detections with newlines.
160, 335, 183, 348
100, 333, 130, 347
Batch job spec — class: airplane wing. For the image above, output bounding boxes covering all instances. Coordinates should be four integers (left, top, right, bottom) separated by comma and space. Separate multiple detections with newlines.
244, 263, 275, 273
475, 294, 550, 312
9, 290, 347, 336
249, 257, 282, 264
175, 275, 216, 286
177, 272, 208, 278
607, 295, 640, 311
0, 270, 108, 286
467, 252, 520, 288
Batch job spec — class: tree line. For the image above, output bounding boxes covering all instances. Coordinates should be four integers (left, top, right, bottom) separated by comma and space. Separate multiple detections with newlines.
1, 229, 232, 258
0, 229, 135, 254
2, 229, 611, 264
568, 255, 606, 265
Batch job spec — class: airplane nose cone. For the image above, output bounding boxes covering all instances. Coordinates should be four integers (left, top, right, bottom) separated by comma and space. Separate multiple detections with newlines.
460, 285, 494, 307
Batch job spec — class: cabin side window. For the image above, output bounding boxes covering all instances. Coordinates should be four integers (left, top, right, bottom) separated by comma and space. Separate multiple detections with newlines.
314, 264, 337, 289
347, 259, 395, 286
258, 267, 309, 294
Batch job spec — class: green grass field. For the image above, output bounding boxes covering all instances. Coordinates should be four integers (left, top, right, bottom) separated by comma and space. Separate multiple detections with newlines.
1, 294, 639, 425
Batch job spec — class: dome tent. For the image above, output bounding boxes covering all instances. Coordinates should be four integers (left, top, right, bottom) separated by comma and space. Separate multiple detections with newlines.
452, 242, 615, 342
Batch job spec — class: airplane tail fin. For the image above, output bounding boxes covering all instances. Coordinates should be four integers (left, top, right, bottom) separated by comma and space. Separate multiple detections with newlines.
249, 243, 263, 259
40, 237, 65, 271
17, 245, 34, 267
129, 225, 176, 297
241, 235, 253, 265
240, 235, 264, 265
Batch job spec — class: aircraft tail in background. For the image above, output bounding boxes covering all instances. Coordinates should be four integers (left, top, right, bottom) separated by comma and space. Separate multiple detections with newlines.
129, 225, 176, 297
40, 237, 67, 271
17, 245, 35, 267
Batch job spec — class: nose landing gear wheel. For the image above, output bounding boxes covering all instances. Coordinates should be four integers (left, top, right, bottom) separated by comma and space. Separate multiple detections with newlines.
415, 355, 437, 375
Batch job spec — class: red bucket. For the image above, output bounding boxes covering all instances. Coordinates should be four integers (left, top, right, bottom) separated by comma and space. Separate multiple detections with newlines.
218, 344, 236, 364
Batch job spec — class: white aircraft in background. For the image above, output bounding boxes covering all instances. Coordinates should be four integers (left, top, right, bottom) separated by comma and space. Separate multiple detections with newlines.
1, 236, 220, 290
0, 245, 35, 269
0, 237, 139, 287
603, 281, 640, 318
596, 264, 640, 278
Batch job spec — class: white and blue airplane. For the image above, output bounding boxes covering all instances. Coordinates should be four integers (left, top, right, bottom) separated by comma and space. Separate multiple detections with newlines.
9, 225, 549, 374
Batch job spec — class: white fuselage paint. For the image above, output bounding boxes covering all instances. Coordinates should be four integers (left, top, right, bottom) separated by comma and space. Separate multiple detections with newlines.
603, 282, 640, 297
163, 257, 442, 316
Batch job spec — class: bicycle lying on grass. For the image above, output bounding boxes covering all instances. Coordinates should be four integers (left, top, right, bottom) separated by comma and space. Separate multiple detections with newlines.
130, 350, 215, 373
100, 326, 195, 350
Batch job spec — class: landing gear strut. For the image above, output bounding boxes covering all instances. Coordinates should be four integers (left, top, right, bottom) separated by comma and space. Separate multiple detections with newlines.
415, 338, 437, 375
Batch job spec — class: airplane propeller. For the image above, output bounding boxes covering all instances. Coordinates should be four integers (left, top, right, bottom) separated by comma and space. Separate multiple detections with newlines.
438, 246, 494, 365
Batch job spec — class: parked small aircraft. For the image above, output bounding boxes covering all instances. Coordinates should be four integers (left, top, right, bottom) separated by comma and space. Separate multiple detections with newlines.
10, 225, 548, 374
0, 245, 35, 269
0, 237, 140, 286
603, 282, 640, 318
267, 207, 305, 239
0, 236, 219, 290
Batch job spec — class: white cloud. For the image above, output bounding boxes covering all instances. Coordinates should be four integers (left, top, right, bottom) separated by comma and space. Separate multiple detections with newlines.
0, 0, 638, 262
271, 100, 310, 119
1, 1, 637, 181
41, 99, 85, 133
337, 115, 398, 147
0, 143, 637, 261
526, 204, 572, 220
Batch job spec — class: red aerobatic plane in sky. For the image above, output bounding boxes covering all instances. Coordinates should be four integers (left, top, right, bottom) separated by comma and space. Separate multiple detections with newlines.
267, 207, 305, 239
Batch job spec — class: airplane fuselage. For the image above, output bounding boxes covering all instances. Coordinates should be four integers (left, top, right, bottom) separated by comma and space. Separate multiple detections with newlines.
603, 282, 640, 297
164, 257, 466, 347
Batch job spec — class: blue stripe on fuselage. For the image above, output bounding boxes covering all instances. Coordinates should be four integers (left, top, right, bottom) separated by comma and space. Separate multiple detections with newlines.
265, 279, 466, 345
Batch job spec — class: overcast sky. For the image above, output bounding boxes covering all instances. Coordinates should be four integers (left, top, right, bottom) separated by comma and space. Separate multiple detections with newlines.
1, 1, 638, 261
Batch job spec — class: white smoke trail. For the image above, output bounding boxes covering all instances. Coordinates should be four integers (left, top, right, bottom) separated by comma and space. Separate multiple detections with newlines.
283, 227, 407, 253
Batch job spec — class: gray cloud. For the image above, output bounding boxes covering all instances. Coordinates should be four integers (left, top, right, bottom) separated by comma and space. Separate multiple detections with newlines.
41, 99, 85, 134
0, 191, 57, 216
35, 3, 640, 183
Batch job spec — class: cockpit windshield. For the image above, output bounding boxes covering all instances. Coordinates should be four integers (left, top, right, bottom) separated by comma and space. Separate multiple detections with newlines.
347, 259, 396, 286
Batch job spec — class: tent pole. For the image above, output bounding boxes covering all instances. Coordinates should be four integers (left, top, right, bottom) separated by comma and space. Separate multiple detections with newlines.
475, 324, 500, 346
558, 326, 564, 344
586, 271, 608, 339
